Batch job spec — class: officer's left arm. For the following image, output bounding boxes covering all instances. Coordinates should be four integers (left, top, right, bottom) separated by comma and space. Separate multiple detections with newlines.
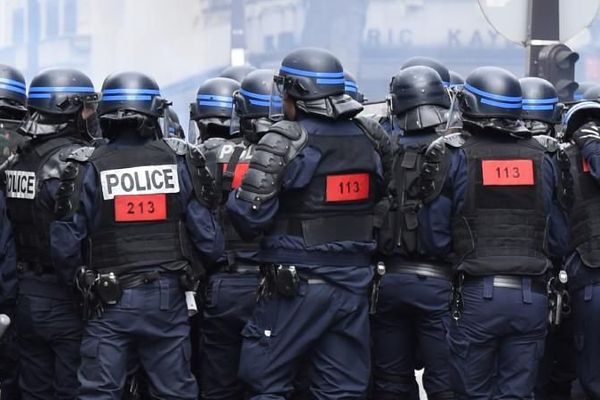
543, 155, 571, 257
178, 158, 224, 262
0, 192, 17, 314
577, 127, 600, 183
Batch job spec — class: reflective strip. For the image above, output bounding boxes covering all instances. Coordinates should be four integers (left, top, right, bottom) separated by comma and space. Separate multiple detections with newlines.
29, 86, 95, 93
316, 78, 345, 85
0, 77, 25, 89
102, 95, 153, 101
523, 97, 559, 105
0, 83, 26, 95
102, 88, 161, 95
523, 105, 555, 111
197, 94, 233, 102
465, 83, 522, 103
198, 100, 233, 108
280, 65, 344, 79
481, 98, 523, 109
240, 89, 271, 101
28, 93, 52, 99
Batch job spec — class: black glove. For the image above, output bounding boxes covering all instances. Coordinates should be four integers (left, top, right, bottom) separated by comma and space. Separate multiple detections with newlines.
573, 122, 600, 147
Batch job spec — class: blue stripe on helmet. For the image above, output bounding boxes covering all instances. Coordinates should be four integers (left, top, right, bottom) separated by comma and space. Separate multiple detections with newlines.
0, 83, 26, 95
574, 94, 584, 101
280, 66, 344, 79
0, 77, 25, 89
480, 98, 523, 109
345, 85, 358, 93
240, 89, 272, 101
465, 83, 522, 103
28, 93, 52, 99
198, 100, 234, 108
197, 94, 233, 103
523, 104, 555, 111
564, 101, 600, 124
522, 97, 559, 105
102, 95, 153, 101
29, 86, 95, 93
344, 80, 358, 88
316, 78, 345, 85
102, 88, 161, 95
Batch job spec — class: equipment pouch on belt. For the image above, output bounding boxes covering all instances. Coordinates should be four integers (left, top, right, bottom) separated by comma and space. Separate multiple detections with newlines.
96, 272, 122, 305
275, 265, 299, 298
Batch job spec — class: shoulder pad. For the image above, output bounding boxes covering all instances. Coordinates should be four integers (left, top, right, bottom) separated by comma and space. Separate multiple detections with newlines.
269, 120, 304, 141
40, 145, 81, 181
555, 146, 574, 210
441, 132, 466, 148
236, 121, 308, 209
66, 146, 95, 162
163, 137, 189, 155
533, 135, 560, 153
354, 115, 393, 186
185, 145, 216, 207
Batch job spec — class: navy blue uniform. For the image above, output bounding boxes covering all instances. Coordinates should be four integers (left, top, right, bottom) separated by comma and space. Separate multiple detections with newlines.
51, 136, 224, 400
226, 115, 383, 399
419, 136, 569, 399
371, 129, 453, 400
565, 136, 600, 399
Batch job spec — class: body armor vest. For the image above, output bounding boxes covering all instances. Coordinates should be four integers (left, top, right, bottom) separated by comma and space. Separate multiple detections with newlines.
4, 136, 83, 267
89, 139, 192, 274
452, 134, 551, 276
567, 144, 600, 268
203, 137, 259, 264
273, 122, 383, 247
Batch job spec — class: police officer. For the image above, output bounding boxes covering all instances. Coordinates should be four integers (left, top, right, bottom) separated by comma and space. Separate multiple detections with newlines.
418, 66, 570, 399
50, 71, 224, 399
372, 65, 454, 400
560, 100, 600, 399
200, 68, 275, 400
3, 68, 98, 399
520, 77, 562, 138
344, 71, 365, 103
0, 64, 25, 400
401, 57, 451, 88
226, 47, 391, 399
188, 77, 241, 144
220, 64, 257, 83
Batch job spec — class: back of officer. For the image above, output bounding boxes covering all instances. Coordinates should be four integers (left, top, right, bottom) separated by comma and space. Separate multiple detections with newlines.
200, 69, 275, 400
418, 66, 570, 399
372, 65, 454, 400
3, 68, 98, 399
188, 77, 240, 144
560, 100, 600, 399
50, 71, 224, 399
519, 77, 578, 400
226, 47, 391, 400
0, 64, 25, 400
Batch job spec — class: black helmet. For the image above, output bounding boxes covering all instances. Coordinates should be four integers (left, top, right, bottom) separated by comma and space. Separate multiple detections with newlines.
98, 71, 164, 118
460, 66, 522, 120
0, 64, 26, 118
449, 70, 465, 90
582, 85, 600, 101
519, 77, 561, 124
401, 57, 450, 87
561, 101, 600, 140
575, 82, 596, 101
220, 65, 257, 83
344, 71, 365, 103
28, 68, 97, 115
190, 77, 240, 121
275, 47, 345, 101
234, 69, 277, 143
389, 66, 450, 131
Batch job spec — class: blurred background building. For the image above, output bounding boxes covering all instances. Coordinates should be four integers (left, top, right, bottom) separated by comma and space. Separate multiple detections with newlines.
0, 0, 598, 126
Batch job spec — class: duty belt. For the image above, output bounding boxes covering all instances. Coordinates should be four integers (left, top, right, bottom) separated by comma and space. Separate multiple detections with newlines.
384, 261, 452, 280
118, 271, 162, 289
220, 263, 261, 274
17, 261, 54, 275
464, 274, 546, 294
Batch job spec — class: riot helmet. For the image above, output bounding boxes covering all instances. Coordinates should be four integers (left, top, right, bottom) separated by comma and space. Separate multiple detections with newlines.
98, 71, 167, 140
389, 66, 450, 131
220, 65, 257, 83
519, 77, 561, 135
233, 69, 277, 143
575, 82, 596, 101
401, 57, 450, 87
0, 64, 27, 120
189, 77, 240, 143
20, 68, 99, 139
582, 85, 600, 101
344, 71, 365, 103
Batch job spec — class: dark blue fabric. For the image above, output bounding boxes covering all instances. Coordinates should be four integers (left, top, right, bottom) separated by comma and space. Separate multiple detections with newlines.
16, 294, 82, 399
201, 272, 259, 400
0, 191, 16, 308
238, 281, 370, 400
418, 146, 570, 258
225, 115, 382, 294
447, 280, 547, 399
77, 275, 197, 399
371, 272, 452, 398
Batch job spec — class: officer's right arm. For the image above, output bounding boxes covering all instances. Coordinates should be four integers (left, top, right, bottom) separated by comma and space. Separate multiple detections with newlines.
576, 123, 600, 183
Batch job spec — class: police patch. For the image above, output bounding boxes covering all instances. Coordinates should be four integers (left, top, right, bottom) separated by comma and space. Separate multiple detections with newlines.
5, 170, 36, 199
100, 164, 180, 200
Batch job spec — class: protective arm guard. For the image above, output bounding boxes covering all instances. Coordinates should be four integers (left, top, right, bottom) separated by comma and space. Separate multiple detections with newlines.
236, 120, 308, 210
54, 146, 96, 220
555, 144, 574, 211
185, 144, 217, 208
419, 132, 466, 204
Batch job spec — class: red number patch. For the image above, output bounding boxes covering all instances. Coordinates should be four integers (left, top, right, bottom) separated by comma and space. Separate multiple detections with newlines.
583, 158, 591, 173
222, 162, 250, 189
326, 173, 370, 202
481, 160, 535, 186
114, 194, 167, 222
